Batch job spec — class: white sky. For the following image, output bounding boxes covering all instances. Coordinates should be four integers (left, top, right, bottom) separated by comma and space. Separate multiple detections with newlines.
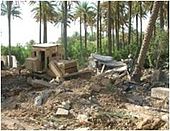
0, 1, 150, 46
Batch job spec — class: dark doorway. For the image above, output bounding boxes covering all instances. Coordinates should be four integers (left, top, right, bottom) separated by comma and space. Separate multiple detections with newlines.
40, 51, 45, 70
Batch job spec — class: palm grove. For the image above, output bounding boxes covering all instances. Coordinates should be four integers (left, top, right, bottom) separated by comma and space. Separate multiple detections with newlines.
1, 1, 169, 82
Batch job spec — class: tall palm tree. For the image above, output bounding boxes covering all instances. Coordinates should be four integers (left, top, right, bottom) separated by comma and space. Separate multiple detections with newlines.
159, 2, 164, 30
31, 1, 56, 43
139, 1, 143, 47
128, 1, 132, 53
131, 1, 161, 82
96, 1, 100, 53
1, 1, 22, 68
74, 2, 83, 60
63, 1, 68, 59
75, 2, 94, 49
39, 1, 42, 43
99, 2, 102, 54
133, 1, 140, 46
108, 1, 112, 56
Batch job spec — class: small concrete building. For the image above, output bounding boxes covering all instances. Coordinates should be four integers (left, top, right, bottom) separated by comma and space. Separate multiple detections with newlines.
1, 55, 18, 69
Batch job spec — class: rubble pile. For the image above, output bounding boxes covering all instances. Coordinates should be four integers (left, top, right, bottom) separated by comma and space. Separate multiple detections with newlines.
1, 62, 169, 130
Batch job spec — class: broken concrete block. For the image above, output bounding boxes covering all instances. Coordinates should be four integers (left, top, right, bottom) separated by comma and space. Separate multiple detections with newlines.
77, 114, 89, 124
56, 108, 69, 116
151, 87, 169, 99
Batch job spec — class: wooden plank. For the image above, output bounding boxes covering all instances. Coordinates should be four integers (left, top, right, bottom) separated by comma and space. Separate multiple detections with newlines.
49, 60, 63, 77
65, 67, 78, 74
58, 60, 77, 69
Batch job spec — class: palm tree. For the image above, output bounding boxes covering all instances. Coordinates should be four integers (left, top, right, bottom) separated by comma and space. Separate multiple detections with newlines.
128, 1, 132, 53
31, 1, 56, 43
132, 2, 140, 46
74, 2, 83, 61
99, 2, 102, 54
39, 1, 42, 43
115, 1, 120, 50
108, 1, 112, 56
63, 1, 68, 59
131, 1, 161, 82
1, 1, 22, 68
75, 2, 94, 49
159, 2, 164, 30
139, 1, 143, 47
96, 1, 100, 53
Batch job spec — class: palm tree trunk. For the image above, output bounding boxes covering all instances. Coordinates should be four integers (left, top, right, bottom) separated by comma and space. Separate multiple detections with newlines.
84, 14, 87, 49
7, 1, 13, 68
167, 1, 169, 38
39, 1, 42, 44
136, 13, 139, 46
117, 2, 120, 49
168, 1, 169, 31
122, 25, 125, 48
112, 19, 115, 51
128, 1, 132, 53
43, 14, 47, 43
131, 1, 161, 82
97, 1, 100, 53
63, 1, 68, 59
99, 5, 102, 54
140, 1, 142, 47
121, 6, 125, 48
80, 17, 83, 61
160, 2, 164, 30
108, 1, 112, 56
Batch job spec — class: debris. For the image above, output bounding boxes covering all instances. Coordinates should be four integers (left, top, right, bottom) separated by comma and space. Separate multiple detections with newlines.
100, 64, 105, 73
74, 127, 90, 130
56, 108, 69, 116
34, 95, 43, 106
61, 100, 71, 110
77, 114, 89, 124
161, 114, 169, 123
27, 77, 55, 88
151, 87, 169, 99
137, 116, 165, 130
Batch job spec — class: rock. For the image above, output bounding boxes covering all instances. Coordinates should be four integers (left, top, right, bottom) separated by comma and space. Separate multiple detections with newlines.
151, 87, 169, 99
161, 114, 169, 123
77, 114, 89, 124
58, 125, 65, 130
34, 95, 43, 106
56, 108, 69, 116
61, 100, 71, 110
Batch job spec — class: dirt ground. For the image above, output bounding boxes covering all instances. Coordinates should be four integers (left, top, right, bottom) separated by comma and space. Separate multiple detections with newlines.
1, 68, 169, 130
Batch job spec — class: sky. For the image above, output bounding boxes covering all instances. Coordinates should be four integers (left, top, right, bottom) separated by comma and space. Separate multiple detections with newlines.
0, 1, 150, 47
